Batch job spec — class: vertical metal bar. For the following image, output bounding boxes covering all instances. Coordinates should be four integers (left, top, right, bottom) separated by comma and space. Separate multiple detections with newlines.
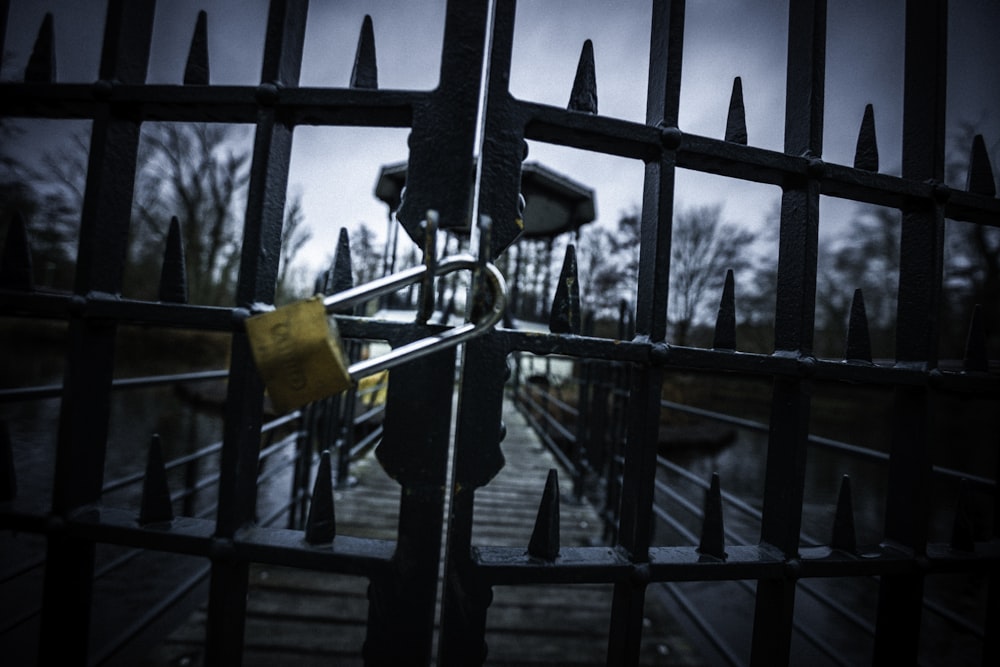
440, 333, 508, 666
364, 346, 457, 666
438, 2, 509, 663
608, 3, 685, 663
38, 3, 156, 665
205, 2, 307, 665
750, 2, 826, 664
986, 433, 1000, 666
394, 0, 490, 241
873, 2, 947, 663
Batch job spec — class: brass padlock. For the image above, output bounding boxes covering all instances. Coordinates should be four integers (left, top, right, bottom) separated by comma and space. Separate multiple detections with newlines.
246, 253, 507, 413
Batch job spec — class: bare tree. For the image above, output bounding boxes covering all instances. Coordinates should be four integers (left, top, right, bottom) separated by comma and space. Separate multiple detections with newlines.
942, 121, 1000, 356
275, 190, 312, 304
0, 127, 86, 289
815, 206, 900, 358
576, 209, 640, 321
131, 123, 251, 305
669, 204, 756, 346
3, 122, 313, 304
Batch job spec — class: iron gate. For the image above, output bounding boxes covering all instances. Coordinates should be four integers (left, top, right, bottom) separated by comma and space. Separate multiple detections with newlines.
2, 0, 999, 665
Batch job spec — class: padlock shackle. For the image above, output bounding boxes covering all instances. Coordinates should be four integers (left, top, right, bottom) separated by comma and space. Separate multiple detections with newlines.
322, 253, 481, 315
323, 254, 508, 382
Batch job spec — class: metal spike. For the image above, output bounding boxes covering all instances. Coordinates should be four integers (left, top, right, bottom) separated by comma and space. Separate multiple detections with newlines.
724, 77, 747, 145
1, 421, 16, 501
549, 244, 580, 334
158, 216, 188, 303
528, 468, 560, 561
568, 39, 597, 114
305, 450, 336, 544
329, 228, 354, 314
0, 209, 34, 291
139, 434, 174, 525
853, 104, 879, 171
25, 13, 55, 83
950, 479, 975, 552
713, 269, 736, 350
350, 15, 378, 89
332, 228, 354, 293
845, 288, 872, 363
183, 10, 209, 85
964, 304, 988, 373
697, 473, 726, 559
831, 475, 857, 554
417, 212, 439, 324
967, 134, 997, 197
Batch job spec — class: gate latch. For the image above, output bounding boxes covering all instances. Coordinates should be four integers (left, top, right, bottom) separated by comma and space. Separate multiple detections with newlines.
245, 245, 507, 414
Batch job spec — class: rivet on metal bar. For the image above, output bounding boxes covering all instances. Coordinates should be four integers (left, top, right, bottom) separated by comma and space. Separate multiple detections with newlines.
246, 223, 508, 414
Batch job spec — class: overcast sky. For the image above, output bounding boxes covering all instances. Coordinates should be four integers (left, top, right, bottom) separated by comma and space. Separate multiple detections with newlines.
3, 0, 999, 280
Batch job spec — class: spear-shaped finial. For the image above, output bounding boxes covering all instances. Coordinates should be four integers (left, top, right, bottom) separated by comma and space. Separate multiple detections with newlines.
139, 434, 174, 525
967, 134, 996, 197
350, 15, 378, 89
831, 475, 857, 554
568, 40, 597, 114
0, 210, 34, 291
25, 13, 55, 83
713, 269, 736, 350
845, 289, 872, 363
528, 469, 561, 561
159, 217, 188, 303
853, 104, 879, 171
697, 473, 726, 559
724, 77, 747, 145
329, 228, 354, 314
549, 244, 580, 334
963, 304, 988, 373
305, 450, 337, 544
184, 10, 210, 85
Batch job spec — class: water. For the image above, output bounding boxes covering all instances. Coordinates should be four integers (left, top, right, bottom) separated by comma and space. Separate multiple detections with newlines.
654, 410, 992, 667
1, 331, 300, 522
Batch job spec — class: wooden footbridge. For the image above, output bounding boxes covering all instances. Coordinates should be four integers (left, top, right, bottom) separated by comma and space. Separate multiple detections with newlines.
139, 397, 703, 667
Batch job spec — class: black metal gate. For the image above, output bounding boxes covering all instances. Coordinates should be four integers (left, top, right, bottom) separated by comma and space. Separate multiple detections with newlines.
2, 0, 998, 665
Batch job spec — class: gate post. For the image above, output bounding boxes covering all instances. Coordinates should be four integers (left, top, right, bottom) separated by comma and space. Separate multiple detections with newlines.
750, 1, 826, 663
439, 334, 509, 666
362, 344, 456, 666
873, 2, 947, 662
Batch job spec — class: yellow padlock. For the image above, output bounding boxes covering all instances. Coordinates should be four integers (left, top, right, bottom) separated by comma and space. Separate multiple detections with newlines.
245, 296, 352, 413
245, 252, 508, 414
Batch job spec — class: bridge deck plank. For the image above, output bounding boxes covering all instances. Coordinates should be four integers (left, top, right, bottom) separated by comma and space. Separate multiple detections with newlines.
140, 396, 704, 666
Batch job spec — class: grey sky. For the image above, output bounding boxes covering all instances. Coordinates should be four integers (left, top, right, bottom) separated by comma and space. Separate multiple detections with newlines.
3, 0, 998, 280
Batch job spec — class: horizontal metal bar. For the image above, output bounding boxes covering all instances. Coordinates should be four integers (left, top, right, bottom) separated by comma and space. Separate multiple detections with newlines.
514, 398, 576, 472
0, 83, 425, 127
354, 403, 385, 426
517, 387, 576, 442
517, 100, 998, 226
507, 336, 1000, 394
522, 382, 579, 418
39, 505, 398, 575
0, 369, 229, 404
658, 400, 996, 490
657, 582, 744, 667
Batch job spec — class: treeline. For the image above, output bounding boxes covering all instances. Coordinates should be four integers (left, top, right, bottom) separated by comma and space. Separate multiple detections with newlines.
1, 122, 310, 305
500, 192, 997, 361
